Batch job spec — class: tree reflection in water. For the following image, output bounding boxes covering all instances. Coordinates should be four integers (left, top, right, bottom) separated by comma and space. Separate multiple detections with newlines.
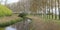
5, 18, 32, 30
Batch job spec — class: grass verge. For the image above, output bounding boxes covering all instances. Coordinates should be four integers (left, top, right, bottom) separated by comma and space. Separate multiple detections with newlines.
0, 18, 23, 27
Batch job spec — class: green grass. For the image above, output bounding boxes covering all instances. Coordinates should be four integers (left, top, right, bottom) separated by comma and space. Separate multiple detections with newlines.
39, 14, 60, 25
0, 28, 5, 30
39, 14, 59, 20
0, 18, 23, 27
0, 5, 12, 17
27, 14, 60, 23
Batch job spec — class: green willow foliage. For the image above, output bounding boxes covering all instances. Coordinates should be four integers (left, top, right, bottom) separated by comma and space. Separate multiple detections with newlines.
0, 5, 12, 17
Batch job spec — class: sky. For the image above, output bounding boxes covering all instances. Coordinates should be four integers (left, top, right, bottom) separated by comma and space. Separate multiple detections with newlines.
1, 0, 28, 5
7, 0, 19, 3
1, 0, 19, 4
5, 26, 17, 30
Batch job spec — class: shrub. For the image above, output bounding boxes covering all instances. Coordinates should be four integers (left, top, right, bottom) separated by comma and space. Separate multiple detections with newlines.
0, 5, 12, 17
18, 13, 27, 18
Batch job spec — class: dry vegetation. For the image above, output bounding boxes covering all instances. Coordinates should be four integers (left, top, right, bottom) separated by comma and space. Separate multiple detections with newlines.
0, 14, 19, 23
27, 16, 60, 30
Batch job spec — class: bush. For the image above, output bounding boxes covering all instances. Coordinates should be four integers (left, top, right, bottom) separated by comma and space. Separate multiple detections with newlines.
18, 13, 27, 18
0, 5, 12, 17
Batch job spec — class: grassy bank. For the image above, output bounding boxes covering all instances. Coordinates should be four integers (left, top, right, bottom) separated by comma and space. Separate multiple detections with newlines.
0, 18, 23, 27
27, 15, 60, 30
38, 14, 59, 20
0, 28, 5, 30
0, 14, 23, 30
0, 14, 24, 27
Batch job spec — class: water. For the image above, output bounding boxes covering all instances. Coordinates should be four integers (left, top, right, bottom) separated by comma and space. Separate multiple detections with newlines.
0, 18, 32, 30
5, 26, 17, 30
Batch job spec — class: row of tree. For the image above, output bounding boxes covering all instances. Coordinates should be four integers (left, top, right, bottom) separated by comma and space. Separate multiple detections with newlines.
0, 0, 60, 14
0, 0, 60, 19
0, 0, 8, 5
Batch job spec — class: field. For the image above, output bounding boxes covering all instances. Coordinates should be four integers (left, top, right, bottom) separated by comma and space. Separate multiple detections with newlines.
27, 15, 60, 30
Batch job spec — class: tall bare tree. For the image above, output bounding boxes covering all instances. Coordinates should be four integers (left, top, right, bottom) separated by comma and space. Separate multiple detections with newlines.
5, 0, 8, 5
30, 0, 59, 11
0, 0, 3, 4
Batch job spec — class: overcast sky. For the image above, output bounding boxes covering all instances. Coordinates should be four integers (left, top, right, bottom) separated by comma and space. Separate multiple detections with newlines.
1, 0, 19, 4
7, 0, 19, 3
